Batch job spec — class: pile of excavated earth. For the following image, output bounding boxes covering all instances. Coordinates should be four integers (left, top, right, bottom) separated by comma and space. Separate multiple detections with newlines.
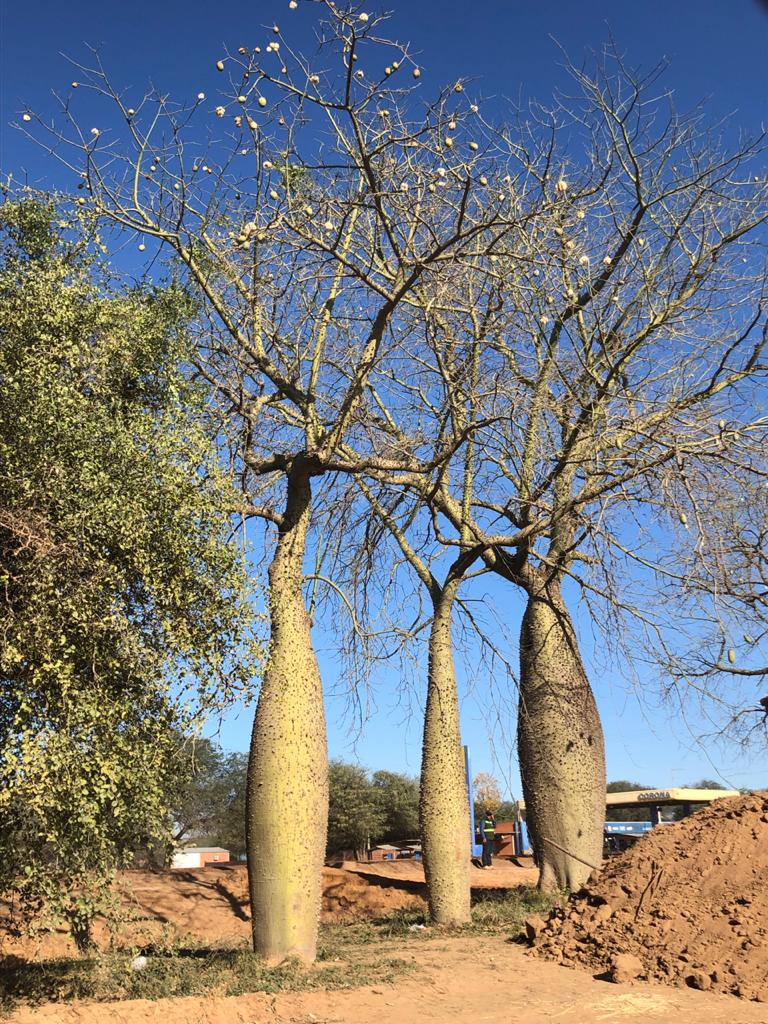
528, 791, 768, 1002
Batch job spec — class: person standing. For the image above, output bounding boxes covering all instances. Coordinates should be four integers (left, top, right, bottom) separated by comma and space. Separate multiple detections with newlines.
480, 809, 496, 868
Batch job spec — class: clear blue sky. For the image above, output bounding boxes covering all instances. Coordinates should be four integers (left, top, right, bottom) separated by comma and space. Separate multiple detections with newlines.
2, 1, 767, 794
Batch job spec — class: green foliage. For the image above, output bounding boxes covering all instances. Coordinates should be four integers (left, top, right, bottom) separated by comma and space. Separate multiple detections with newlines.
684, 778, 728, 790
327, 761, 386, 854
468, 887, 556, 935
0, 194, 260, 947
473, 799, 520, 825
371, 770, 420, 842
327, 761, 421, 854
170, 738, 248, 858
0, 936, 412, 1012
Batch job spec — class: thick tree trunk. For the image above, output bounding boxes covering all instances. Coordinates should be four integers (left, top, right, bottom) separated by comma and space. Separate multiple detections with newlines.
517, 581, 605, 892
420, 584, 471, 925
246, 463, 328, 962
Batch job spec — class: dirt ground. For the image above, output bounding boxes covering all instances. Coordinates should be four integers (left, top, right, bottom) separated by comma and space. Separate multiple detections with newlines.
8, 933, 768, 1024
5, 853, 768, 1024
342, 856, 539, 888
0, 859, 536, 960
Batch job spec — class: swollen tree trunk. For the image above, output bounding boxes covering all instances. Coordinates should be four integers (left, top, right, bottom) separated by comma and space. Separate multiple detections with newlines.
246, 462, 328, 962
517, 581, 605, 892
420, 583, 471, 925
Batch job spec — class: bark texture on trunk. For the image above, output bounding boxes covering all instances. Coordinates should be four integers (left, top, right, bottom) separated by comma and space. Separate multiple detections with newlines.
246, 464, 328, 962
420, 584, 471, 925
517, 581, 605, 892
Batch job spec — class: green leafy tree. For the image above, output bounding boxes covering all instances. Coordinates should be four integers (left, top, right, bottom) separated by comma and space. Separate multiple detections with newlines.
371, 770, 420, 842
327, 761, 385, 857
173, 742, 249, 858
0, 195, 258, 949
201, 751, 248, 857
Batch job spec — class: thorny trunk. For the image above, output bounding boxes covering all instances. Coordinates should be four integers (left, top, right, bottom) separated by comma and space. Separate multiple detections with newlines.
517, 580, 605, 893
246, 462, 328, 962
420, 582, 471, 925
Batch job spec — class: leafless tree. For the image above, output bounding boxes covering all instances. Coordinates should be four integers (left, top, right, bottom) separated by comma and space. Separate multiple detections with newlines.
347, 52, 768, 890
21, 2, 556, 953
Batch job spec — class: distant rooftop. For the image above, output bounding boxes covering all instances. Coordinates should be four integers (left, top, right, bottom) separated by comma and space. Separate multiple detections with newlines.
517, 788, 740, 812
176, 846, 229, 853
605, 788, 740, 808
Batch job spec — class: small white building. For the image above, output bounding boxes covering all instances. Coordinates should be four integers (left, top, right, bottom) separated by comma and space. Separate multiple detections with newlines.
171, 846, 230, 870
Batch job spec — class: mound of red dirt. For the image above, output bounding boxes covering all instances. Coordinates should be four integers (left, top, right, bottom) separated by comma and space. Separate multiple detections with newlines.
0, 865, 426, 960
530, 792, 768, 1002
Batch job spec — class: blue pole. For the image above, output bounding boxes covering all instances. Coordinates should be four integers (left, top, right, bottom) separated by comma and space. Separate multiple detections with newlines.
464, 745, 484, 858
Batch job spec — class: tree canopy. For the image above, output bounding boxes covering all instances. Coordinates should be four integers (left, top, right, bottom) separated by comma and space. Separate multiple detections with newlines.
0, 196, 258, 945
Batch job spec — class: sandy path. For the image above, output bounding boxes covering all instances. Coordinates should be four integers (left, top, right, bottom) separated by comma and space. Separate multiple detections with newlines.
342, 856, 540, 888
8, 934, 768, 1024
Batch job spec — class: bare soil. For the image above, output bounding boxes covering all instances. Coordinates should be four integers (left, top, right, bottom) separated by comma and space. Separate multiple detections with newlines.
5, 825, 768, 1024
8, 933, 768, 1024
0, 858, 534, 960
531, 791, 768, 1003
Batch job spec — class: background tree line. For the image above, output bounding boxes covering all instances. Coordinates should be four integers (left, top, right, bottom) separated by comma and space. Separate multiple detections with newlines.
167, 741, 421, 860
